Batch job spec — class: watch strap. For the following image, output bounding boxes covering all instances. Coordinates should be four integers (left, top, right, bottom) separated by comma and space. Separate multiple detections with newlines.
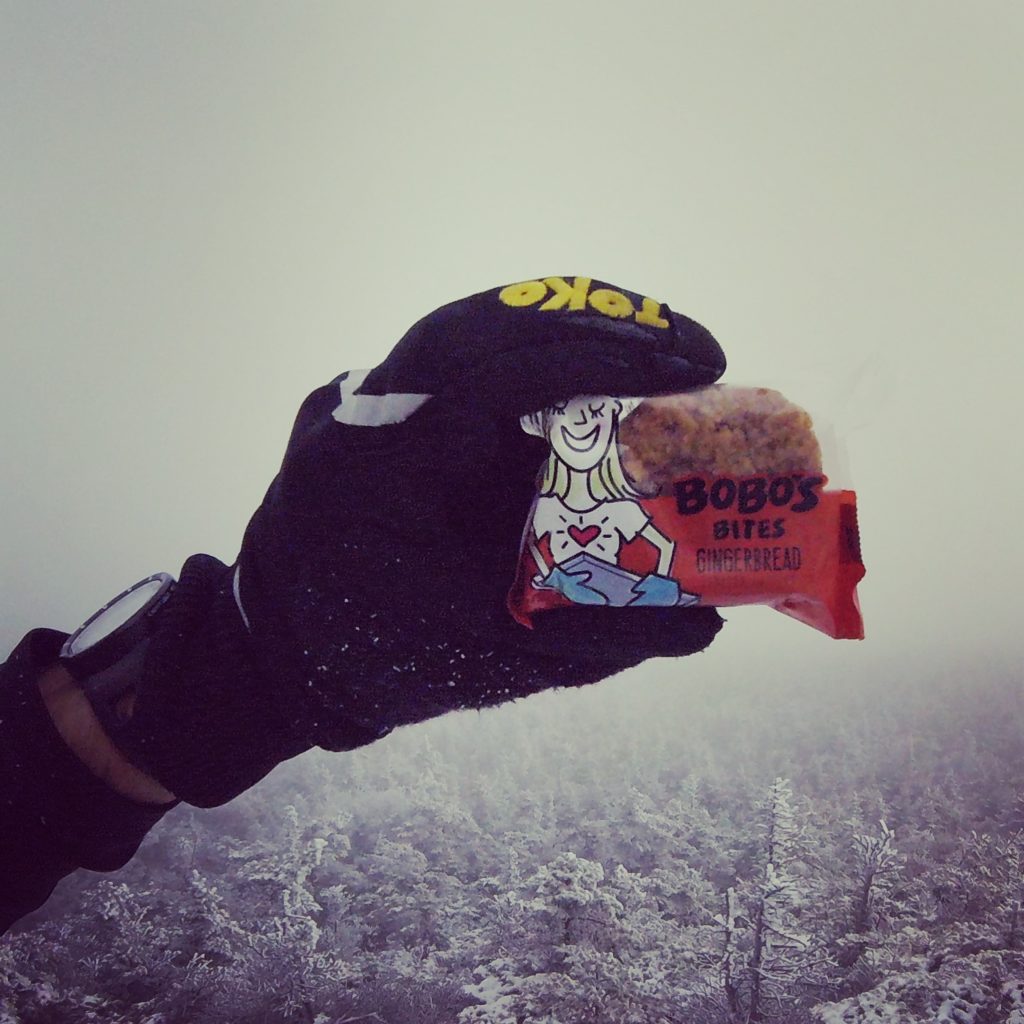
77, 636, 154, 746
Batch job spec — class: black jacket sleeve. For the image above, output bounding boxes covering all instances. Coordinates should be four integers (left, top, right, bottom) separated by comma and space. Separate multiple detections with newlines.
0, 628, 177, 935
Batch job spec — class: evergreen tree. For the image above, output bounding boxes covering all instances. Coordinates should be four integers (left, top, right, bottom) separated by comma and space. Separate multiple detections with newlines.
715, 778, 833, 1022
849, 820, 902, 935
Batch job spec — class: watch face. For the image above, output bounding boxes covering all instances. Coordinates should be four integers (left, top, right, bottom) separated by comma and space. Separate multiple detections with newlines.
64, 575, 171, 658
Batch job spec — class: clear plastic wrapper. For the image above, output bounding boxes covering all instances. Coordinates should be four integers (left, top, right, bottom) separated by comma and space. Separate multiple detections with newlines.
507, 385, 865, 639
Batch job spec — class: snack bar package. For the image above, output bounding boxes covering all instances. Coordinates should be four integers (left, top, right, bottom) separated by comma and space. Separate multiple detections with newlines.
507, 386, 865, 639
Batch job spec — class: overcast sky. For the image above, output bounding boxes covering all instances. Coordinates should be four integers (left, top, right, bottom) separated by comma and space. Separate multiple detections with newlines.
2, 3, 1021, 707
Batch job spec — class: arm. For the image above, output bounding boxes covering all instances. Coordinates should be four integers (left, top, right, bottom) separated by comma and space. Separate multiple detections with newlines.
1, 275, 727, 933
528, 535, 550, 579
640, 521, 675, 576
0, 630, 177, 935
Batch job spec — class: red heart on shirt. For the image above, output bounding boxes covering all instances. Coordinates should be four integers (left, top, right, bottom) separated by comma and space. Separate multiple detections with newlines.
568, 524, 600, 547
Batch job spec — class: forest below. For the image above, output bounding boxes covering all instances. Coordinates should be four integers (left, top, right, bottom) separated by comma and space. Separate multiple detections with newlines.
2, 647, 1023, 1024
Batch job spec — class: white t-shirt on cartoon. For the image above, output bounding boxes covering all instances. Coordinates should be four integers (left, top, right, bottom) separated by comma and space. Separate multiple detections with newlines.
532, 496, 650, 566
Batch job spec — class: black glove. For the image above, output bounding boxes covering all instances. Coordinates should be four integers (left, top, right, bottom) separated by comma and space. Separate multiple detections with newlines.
116, 276, 727, 807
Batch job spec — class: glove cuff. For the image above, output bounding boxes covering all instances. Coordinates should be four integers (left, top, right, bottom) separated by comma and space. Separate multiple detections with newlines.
113, 554, 305, 808
118, 551, 384, 807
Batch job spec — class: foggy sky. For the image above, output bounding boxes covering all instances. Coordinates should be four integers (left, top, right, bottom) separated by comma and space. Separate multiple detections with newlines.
2, 2, 1022, 715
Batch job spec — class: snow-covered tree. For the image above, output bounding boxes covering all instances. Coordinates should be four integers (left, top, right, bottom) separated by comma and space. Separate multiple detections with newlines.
814, 948, 1024, 1023
460, 851, 706, 1024
849, 820, 903, 935
713, 778, 833, 1022
221, 803, 359, 1018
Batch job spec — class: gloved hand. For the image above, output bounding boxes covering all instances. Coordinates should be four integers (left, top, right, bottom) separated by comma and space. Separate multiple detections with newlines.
115, 276, 728, 808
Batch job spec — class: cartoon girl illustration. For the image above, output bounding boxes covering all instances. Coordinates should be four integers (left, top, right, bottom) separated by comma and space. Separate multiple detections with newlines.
520, 395, 699, 608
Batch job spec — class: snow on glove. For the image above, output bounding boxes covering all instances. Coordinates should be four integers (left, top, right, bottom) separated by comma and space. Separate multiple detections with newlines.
115, 277, 728, 808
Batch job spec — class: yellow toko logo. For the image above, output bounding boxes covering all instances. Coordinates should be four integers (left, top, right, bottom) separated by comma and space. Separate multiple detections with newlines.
498, 277, 670, 329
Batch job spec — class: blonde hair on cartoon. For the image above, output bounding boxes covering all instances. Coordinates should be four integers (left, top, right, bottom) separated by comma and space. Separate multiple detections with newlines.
521, 397, 645, 502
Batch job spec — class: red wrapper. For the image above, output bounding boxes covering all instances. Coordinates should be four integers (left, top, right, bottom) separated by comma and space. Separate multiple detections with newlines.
506, 388, 865, 639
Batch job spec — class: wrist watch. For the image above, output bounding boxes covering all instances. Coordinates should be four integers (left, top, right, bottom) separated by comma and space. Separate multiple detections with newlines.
59, 573, 176, 740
